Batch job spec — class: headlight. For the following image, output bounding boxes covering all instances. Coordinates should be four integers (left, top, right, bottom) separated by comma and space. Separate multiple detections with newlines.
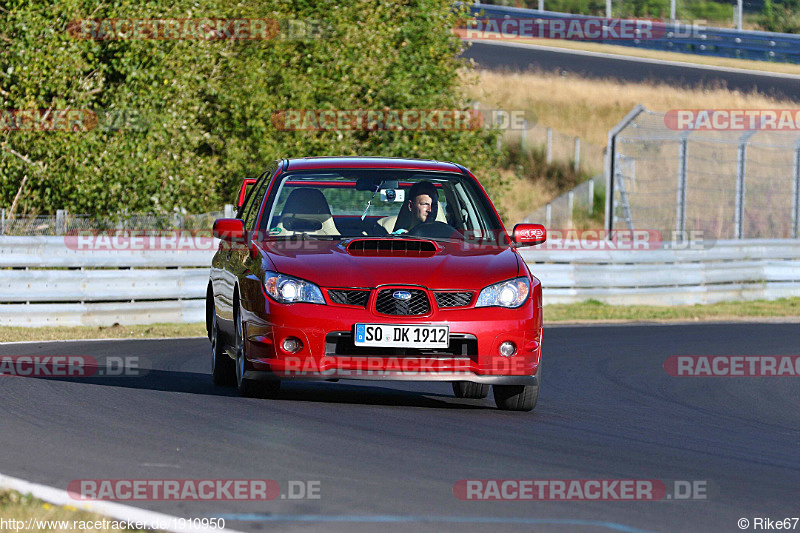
475, 277, 530, 308
263, 271, 325, 304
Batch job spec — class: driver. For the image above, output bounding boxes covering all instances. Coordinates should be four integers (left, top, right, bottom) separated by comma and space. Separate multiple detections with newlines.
391, 180, 439, 234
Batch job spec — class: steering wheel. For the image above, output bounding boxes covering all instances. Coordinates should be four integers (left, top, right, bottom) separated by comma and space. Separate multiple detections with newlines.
405, 221, 460, 240
362, 219, 389, 237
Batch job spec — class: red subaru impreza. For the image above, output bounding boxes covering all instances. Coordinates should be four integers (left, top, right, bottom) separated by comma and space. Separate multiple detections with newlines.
207, 157, 546, 411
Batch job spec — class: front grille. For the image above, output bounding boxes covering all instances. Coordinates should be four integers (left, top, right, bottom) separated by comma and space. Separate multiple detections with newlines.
328, 289, 370, 307
325, 332, 477, 357
434, 291, 473, 308
375, 288, 430, 316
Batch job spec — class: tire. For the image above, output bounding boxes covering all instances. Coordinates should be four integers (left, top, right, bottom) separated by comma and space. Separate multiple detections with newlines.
210, 312, 235, 386
234, 302, 281, 398
493, 364, 541, 412
452, 382, 490, 399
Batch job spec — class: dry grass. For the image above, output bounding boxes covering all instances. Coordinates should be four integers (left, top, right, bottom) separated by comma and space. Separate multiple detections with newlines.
464, 69, 796, 146
0, 323, 206, 343
494, 168, 560, 227
546, 297, 800, 322
0, 490, 149, 532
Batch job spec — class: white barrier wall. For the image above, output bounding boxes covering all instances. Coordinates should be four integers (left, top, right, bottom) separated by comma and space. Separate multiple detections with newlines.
1, 237, 799, 326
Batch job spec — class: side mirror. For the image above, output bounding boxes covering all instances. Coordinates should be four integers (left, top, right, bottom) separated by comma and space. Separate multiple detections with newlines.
512, 223, 546, 246
236, 178, 259, 209
213, 218, 246, 242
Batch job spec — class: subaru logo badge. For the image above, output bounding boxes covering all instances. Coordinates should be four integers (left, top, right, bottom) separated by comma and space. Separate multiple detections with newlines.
393, 291, 412, 301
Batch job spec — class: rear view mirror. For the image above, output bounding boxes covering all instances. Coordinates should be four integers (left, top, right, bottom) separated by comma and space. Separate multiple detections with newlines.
213, 218, 246, 242
512, 223, 546, 246
355, 177, 382, 192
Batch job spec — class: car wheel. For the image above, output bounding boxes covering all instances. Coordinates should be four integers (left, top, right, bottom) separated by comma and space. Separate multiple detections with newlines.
452, 382, 490, 399
210, 312, 235, 386
234, 303, 281, 399
493, 364, 541, 412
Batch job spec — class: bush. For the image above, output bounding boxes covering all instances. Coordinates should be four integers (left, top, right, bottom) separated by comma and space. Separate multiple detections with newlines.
0, 0, 502, 216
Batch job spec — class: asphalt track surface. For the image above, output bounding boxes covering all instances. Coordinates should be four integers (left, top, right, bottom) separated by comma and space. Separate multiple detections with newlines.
463, 41, 800, 102
1, 323, 798, 533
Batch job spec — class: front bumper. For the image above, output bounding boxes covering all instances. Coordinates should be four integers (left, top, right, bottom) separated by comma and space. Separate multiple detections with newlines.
240, 288, 542, 384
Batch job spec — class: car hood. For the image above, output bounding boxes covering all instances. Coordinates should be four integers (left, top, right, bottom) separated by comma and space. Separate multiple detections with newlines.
256, 239, 520, 289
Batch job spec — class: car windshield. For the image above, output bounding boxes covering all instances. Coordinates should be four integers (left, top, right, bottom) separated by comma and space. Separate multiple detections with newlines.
260, 169, 506, 242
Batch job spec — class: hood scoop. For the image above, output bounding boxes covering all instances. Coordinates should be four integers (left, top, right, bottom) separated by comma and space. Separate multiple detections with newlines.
346, 239, 438, 257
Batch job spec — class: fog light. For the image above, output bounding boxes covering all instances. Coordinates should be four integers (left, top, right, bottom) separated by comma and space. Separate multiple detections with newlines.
499, 341, 517, 357
282, 337, 303, 353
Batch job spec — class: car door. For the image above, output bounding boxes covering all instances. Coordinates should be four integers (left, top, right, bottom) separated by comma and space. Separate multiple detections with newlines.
213, 163, 277, 335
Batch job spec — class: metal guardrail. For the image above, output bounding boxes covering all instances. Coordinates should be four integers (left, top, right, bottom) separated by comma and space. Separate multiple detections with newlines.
0, 236, 215, 326
2, 237, 799, 325
470, 3, 800, 64
521, 239, 800, 305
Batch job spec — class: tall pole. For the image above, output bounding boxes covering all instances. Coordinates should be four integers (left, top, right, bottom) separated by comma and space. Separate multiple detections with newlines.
670, 0, 677, 22
606, 0, 612, 18
737, 0, 743, 30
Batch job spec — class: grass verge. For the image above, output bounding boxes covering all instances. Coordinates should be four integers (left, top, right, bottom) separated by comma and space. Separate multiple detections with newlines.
466, 69, 796, 147
0, 323, 206, 343
546, 297, 800, 322
0, 490, 148, 532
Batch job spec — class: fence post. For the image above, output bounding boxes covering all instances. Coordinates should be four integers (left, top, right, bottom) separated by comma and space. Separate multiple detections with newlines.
567, 191, 574, 228
56, 209, 66, 236
735, 134, 751, 240
675, 133, 689, 238
793, 140, 800, 239
545, 203, 552, 227
1, 208, 4, 236
224, 204, 235, 218
573, 137, 581, 172
546, 127, 553, 164
521, 119, 527, 152
605, 104, 645, 235
588, 179, 594, 216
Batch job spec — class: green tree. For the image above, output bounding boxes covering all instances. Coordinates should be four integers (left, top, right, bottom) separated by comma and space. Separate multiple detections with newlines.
0, 0, 502, 217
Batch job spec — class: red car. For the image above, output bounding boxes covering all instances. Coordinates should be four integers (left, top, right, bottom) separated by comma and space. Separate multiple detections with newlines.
207, 157, 546, 411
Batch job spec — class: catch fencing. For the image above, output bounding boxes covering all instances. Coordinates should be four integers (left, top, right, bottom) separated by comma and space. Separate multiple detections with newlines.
1, 236, 798, 326
606, 105, 800, 240
524, 174, 604, 228
0, 208, 231, 236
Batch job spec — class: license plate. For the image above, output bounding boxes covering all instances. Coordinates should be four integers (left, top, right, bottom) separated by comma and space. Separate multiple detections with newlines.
354, 324, 449, 348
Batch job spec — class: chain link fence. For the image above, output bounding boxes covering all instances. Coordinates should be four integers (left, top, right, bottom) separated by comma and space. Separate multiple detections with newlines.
608, 106, 800, 239
502, 123, 605, 176
0, 208, 231, 236
524, 174, 604, 228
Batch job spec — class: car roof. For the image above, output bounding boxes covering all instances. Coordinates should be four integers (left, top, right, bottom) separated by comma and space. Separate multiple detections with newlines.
283, 156, 464, 173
